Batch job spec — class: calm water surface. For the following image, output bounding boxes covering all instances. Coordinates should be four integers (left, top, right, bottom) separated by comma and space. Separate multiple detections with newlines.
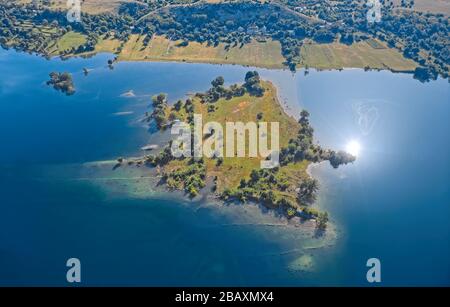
0, 49, 448, 285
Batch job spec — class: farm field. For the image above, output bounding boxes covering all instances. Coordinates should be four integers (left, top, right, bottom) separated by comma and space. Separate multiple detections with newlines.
299, 40, 418, 72
117, 35, 286, 69
54, 31, 87, 53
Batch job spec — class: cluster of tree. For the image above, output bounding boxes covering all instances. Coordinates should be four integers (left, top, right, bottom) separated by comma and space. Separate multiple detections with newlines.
297, 177, 319, 205
299, 205, 328, 228
0, 1, 134, 56
302, 206, 320, 218
144, 142, 205, 198
222, 166, 328, 228
176, 98, 197, 126
134, 2, 328, 71
145, 146, 174, 166
379, 12, 448, 80
316, 211, 329, 230
150, 93, 169, 128
162, 158, 206, 197
282, 0, 449, 78
243, 71, 265, 96
143, 73, 265, 137
280, 110, 321, 163
279, 109, 356, 167
202, 76, 234, 103
221, 167, 294, 208
46, 72, 75, 95
200, 71, 264, 104
0, 3, 62, 55
299, 206, 326, 228
412, 66, 439, 83
328, 150, 356, 168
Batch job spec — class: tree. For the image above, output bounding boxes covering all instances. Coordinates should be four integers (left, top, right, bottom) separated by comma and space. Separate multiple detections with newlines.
46, 72, 75, 95
244, 71, 265, 96
211, 76, 224, 88
316, 212, 329, 230
153, 93, 167, 106
297, 178, 319, 204
151, 93, 168, 128
329, 150, 355, 168
250, 169, 260, 182
261, 190, 276, 204
299, 110, 310, 125
174, 100, 183, 111
239, 179, 246, 188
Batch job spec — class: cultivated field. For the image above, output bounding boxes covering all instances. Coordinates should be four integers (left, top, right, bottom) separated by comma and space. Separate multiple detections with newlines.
392, 0, 450, 15
55, 31, 87, 53
102, 34, 416, 72
300, 40, 418, 72
118, 35, 286, 69
95, 37, 122, 53
11, 1, 424, 72
413, 0, 450, 14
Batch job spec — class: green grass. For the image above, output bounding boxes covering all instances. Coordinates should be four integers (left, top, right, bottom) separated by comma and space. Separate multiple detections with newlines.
300, 40, 417, 72
118, 35, 286, 69
104, 35, 417, 72
366, 38, 386, 49
164, 81, 302, 192
56, 31, 87, 53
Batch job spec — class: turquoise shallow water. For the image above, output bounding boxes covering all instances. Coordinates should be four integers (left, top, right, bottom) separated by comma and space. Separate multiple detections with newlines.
0, 49, 448, 285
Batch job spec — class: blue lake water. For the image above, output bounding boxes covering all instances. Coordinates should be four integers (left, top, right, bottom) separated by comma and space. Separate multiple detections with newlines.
0, 48, 448, 286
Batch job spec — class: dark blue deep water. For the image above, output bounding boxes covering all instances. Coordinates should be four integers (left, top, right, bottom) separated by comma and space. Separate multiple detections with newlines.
0, 49, 448, 286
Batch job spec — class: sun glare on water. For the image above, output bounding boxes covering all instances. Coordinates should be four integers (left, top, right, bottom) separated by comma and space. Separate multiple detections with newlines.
346, 140, 361, 157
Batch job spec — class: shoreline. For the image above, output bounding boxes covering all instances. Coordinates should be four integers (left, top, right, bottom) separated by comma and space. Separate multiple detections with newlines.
95, 54, 417, 75
40, 46, 418, 76
77, 158, 338, 252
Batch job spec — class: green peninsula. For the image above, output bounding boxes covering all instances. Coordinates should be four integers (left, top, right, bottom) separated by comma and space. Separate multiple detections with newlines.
121, 72, 355, 230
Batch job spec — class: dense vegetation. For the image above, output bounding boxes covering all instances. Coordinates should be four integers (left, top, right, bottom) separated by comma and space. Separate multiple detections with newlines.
46, 72, 75, 95
150, 93, 169, 128
279, 110, 354, 167
198, 71, 265, 104
0, 0, 448, 80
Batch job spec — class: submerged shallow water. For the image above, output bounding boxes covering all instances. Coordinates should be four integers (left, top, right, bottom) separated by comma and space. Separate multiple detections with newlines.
0, 49, 448, 285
